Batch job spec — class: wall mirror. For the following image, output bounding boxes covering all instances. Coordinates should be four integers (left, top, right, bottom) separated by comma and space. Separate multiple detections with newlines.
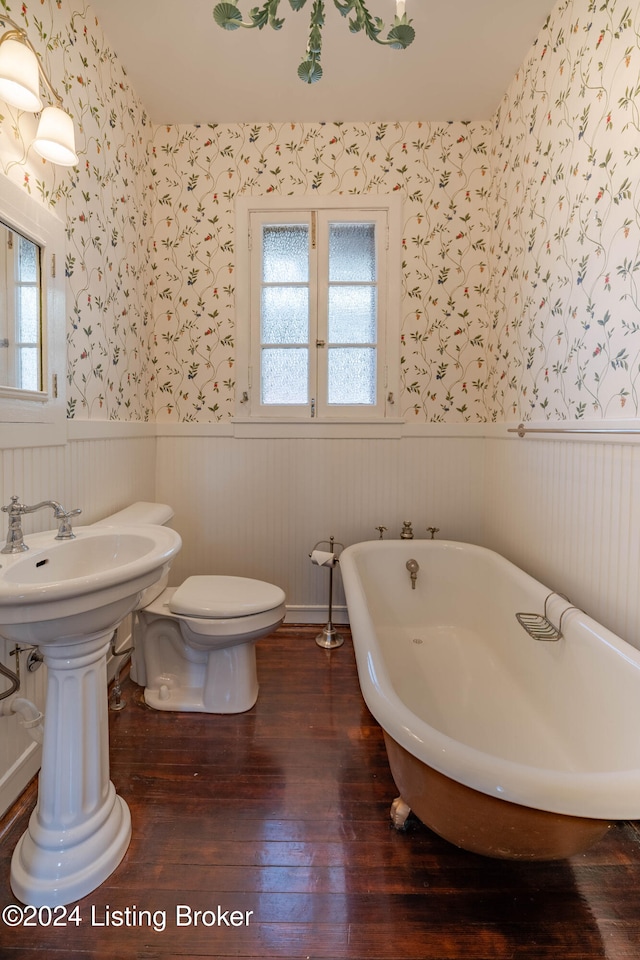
0, 173, 66, 446
0, 219, 42, 393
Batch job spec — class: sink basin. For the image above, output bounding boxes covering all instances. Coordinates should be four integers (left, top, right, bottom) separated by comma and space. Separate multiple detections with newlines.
0, 524, 182, 644
0, 522, 182, 907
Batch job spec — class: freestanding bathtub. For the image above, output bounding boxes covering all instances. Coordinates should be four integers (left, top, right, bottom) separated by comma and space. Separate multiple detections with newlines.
340, 539, 640, 860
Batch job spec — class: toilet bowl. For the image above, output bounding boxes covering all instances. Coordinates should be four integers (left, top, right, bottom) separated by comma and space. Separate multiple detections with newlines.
96, 503, 286, 713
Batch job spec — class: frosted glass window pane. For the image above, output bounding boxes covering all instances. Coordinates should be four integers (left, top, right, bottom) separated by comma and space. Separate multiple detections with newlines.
18, 287, 39, 342
329, 223, 376, 282
18, 347, 39, 391
18, 235, 38, 282
262, 348, 308, 404
328, 348, 376, 405
328, 286, 376, 343
263, 225, 309, 283
261, 286, 308, 344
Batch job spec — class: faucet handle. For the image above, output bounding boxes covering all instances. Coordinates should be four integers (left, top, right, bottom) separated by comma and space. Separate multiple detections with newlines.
53, 504, 81, 518
426, 526, 440, 540
2, 495, 25, 515
375, 525, 387, 539
1, 496, 28, 554
53, 505, 82, 540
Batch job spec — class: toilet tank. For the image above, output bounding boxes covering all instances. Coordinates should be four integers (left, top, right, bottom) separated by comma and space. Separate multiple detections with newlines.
94, 501, 176, 606
93, 501, 175, 527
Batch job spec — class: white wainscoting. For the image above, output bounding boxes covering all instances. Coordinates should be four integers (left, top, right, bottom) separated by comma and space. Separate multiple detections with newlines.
155, 434, 487, 621
0, 432, 157, 531
2, 424, 640, 817
483, 436, 640, 651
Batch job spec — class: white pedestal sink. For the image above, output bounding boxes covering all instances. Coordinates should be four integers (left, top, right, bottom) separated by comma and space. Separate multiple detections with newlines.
0, 524, 181, 907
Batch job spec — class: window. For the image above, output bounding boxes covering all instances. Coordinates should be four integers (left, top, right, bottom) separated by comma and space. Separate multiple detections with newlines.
0, 222, 42, 393
0, 172, 67, 447
236, 196, 401, 421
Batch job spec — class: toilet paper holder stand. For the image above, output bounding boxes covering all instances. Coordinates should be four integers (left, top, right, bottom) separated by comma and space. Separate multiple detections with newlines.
309, 536, 345, 649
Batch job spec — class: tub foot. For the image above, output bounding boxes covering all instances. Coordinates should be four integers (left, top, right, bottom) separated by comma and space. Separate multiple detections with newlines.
390, 796, 412, 831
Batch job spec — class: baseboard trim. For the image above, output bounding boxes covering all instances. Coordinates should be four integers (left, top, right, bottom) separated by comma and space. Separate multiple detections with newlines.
0, 740, 41, 820
284, 605, 349, 625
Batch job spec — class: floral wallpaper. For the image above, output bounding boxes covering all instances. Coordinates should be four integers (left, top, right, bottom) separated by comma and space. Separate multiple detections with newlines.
0, 0, 154, 420
488, 0, 640, 421
149, 121, 492, 422
1, 0, 639, 423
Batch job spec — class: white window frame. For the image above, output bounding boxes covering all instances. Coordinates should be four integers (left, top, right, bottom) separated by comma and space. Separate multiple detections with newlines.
3, 227, 42, 392
235, 195, 402, 424
0, 173, 66, 448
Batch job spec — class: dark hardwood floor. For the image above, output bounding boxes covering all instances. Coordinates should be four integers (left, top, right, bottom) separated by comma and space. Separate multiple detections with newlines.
1, 625, 639, 959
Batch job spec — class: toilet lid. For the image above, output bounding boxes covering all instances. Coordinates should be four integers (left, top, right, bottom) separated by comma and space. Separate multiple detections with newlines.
168, 575, 285, 619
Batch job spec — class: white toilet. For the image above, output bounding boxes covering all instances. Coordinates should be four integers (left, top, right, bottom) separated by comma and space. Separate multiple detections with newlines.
96, 502, 286, 713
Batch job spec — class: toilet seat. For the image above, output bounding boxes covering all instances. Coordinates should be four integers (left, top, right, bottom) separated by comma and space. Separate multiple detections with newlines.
141, 580, 287, 645
169, 575, 285, 619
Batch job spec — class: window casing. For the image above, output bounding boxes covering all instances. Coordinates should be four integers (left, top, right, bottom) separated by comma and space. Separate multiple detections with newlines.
236, 196, 401, 422
0, 172, 66, 448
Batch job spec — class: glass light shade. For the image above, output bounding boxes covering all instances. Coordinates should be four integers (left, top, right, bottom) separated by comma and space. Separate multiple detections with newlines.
0, 38, 43, 112
32, 106, 78, 166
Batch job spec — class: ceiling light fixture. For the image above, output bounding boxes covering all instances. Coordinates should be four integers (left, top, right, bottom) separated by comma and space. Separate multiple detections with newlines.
0, 15, 78, 166
213, 0, 415, 84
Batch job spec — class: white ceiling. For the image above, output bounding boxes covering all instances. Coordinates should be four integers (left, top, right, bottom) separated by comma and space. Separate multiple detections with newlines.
89, 0, 558, 124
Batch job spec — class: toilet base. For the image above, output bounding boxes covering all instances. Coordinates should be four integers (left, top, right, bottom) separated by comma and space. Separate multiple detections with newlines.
135, 583, 286, 714
143, 637, 260, 714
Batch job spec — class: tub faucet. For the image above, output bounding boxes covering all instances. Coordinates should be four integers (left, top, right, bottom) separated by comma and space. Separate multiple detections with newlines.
400, 520, 414, 539
406, 558, 419, 589
1, 495, 82, 554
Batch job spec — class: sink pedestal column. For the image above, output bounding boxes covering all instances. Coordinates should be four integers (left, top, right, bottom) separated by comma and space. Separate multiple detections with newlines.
10, 630, 131, 907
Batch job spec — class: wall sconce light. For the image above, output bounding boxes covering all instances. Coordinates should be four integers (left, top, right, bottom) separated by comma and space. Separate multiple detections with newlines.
0, 16, 78, 166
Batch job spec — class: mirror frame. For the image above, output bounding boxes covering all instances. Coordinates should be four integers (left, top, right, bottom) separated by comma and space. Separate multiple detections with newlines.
0, 173, 66, 447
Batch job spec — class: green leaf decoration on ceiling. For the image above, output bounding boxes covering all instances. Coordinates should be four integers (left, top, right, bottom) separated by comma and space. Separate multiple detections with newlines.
386, 22, 415, 49
213, 2, 244, 30
298, 58, 323, 83
212, 0, 415, 82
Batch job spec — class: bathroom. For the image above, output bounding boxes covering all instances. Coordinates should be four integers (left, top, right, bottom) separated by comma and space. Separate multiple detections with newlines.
1, 0, 640, 954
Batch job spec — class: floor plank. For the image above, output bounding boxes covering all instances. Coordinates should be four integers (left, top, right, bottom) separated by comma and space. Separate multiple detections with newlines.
0, 626, 639, 958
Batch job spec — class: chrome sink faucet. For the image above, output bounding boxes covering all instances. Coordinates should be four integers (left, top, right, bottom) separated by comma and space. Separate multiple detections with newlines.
1, 495, 82, 554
